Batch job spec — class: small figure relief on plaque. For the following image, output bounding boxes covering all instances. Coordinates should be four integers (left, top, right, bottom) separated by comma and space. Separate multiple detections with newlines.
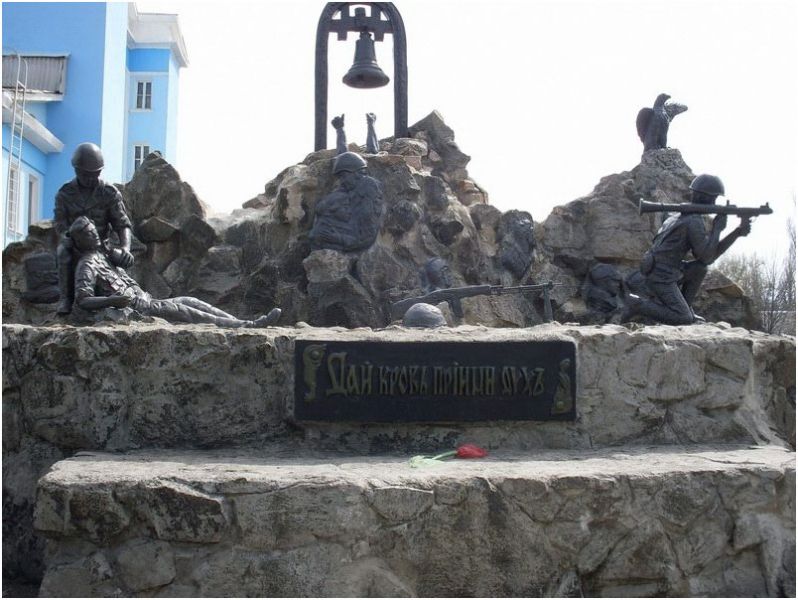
551, 358, 573, 415
302, 344, 326, 401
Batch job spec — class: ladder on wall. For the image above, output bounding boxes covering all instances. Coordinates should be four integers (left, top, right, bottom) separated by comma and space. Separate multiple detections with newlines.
5, 53, 28, 245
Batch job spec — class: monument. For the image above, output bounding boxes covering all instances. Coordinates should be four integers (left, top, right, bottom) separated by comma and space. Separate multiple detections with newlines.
0, 3, 794, 598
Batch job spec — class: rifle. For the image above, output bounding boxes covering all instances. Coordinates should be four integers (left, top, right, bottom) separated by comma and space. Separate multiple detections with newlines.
390, 282, 557, 323
639, 199, 773, 222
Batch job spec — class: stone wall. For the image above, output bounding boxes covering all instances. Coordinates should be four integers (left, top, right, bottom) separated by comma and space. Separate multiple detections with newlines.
3, 322, 795, 583
33, 447, 796, 597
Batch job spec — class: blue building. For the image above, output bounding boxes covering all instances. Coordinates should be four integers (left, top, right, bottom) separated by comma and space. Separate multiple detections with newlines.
2, 3, 188, 247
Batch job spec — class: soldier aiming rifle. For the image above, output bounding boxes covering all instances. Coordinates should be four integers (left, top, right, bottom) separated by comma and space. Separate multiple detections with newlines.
624, 174, 771, 325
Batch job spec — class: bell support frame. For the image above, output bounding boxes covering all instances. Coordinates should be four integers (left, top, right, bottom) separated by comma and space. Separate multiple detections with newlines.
314, 2, 408, 151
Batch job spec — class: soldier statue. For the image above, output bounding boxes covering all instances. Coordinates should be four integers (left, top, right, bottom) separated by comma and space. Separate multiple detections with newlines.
70, 216, 281, 328
308, 151, 384, 252
54, 143, 134, 314
623, 174, 751, 325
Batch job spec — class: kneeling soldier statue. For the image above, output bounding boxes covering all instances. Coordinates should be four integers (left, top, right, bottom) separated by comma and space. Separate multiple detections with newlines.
623, 174, 760, 324
55, 143, 135, 314
70, 216, 281, 328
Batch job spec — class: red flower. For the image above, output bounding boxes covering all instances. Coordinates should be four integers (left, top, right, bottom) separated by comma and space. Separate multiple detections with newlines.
455, 444, 488, 459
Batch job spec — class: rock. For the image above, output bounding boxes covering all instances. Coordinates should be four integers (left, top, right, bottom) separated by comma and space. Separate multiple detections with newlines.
303, 249, 355, 284
368, 486, 434, 522
470, 204, 502, 256
116, 539, 176, 591
387, 138, 428, 157
131, 481, 227, 543
20, 252, 59, 304
498, 210, 536, 279
355, 243, 419, 303
453, 177, 488, 206
180, 214, 218, 257
188, 245, 243, 306
123, 152, 207, 228
384, 200, 422, 237
38, 551, 122, 597
147, 236, 180, 273
136, 216, 179, 243
409, 110, 470, 171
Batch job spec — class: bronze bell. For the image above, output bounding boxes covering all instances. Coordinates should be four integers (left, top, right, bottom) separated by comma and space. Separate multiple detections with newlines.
343, 31, 390, 89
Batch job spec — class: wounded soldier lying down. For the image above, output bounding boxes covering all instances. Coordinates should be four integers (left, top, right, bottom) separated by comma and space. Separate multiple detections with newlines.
70, 216, 280, 328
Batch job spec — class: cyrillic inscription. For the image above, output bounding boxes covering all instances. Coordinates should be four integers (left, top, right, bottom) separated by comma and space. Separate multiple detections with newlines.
294, 340, 576, 423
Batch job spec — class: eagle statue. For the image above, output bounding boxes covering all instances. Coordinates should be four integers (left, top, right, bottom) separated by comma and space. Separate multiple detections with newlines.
636, 93, 687, 152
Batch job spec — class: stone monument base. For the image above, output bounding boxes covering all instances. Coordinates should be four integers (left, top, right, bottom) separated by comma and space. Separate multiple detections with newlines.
3, 322, 794, 595
35, 446, 794, 597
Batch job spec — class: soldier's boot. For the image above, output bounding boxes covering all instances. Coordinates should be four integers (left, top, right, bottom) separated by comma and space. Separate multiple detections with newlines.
246, 308, 282, 328
620, 293, 644, 322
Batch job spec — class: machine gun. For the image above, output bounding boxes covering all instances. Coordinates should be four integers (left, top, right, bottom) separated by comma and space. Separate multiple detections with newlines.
639, 199, 773, 223
390, 282, 557, 323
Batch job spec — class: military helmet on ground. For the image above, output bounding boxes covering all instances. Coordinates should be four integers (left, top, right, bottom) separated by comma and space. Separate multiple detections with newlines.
689, 174, 725, 197
402, 303, 447, 328
333, 151, 367, 174
71, 143, 104, 172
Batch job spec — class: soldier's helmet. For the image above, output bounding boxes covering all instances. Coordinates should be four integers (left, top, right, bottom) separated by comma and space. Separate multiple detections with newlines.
402, 303, 447, 328
71, 143, 104, 172
689, 174, 725, 198
333, 151, 367, 175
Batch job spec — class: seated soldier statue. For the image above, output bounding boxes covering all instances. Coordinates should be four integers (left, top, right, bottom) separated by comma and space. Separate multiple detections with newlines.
308, 151, 383, 253
70, 216, 281, 328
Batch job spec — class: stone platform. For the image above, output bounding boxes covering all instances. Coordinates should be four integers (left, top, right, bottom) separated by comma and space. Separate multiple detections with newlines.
35, 446, 795, 597
4, 322, 794, 453
3, 321, 795, 594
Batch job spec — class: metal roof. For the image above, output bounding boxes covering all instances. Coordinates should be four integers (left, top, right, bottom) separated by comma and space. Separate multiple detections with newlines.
2, 54, 68, 95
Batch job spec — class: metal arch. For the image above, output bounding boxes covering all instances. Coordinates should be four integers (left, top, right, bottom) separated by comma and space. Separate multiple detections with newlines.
314, 2, 408, 151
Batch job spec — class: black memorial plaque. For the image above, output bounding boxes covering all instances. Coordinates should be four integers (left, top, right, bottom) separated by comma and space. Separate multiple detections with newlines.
294, 340, 576, 423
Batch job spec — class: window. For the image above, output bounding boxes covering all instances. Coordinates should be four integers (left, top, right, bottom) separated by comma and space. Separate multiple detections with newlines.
28, 174, 40, 225
136, 80, 152, 110
6, 166, 20, 235
134, 145, 151, 171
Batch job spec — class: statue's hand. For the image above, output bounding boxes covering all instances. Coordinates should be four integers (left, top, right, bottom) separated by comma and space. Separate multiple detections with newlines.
366, 112, 376, 125
738, 217, 752, 237
110, 248, 135, 268
332, 114, 345, 130
108, 295, 132, 308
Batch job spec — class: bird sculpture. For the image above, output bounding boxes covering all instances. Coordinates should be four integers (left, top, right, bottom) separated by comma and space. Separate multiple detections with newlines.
636, 93, 687, 152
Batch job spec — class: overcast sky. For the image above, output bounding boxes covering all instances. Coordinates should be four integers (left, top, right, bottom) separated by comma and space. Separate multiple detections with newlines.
137, 0, 798, 260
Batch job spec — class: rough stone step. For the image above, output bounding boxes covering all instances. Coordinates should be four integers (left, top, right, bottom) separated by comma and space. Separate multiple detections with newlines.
35, 445, 795, 597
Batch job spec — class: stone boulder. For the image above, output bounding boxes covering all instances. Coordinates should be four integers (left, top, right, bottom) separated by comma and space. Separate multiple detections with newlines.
121, 152, 207, 231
